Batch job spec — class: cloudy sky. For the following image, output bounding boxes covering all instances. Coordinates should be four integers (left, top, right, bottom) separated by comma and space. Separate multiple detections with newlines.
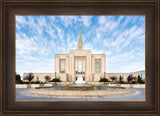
16, 15, 145, 77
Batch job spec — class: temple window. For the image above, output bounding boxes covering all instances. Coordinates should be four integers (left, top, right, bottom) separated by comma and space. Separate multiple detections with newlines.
60, 59, 65, 73
75, 59, 85, 74
95, 59, 101, 73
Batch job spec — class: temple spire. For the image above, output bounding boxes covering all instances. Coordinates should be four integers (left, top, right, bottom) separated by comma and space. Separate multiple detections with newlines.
77, 23, 83, 49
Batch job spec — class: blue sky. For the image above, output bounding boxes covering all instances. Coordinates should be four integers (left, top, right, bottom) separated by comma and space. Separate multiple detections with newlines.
16, 15, 145, 77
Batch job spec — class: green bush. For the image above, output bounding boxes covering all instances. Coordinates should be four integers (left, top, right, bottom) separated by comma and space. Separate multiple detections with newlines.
34, 81, 40, 84
99, 78, 109, 82
18, 81, 29, 84
49, 78, 62, 82
117, 81, 125, 84
138, 80, 145, 84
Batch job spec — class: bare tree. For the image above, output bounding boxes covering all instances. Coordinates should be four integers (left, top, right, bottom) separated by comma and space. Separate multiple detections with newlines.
25, 73, 34, 83
127, 75, 133, 82
44, 75, 51, 82
110, 76, 117, 82
132, 76, 138, 81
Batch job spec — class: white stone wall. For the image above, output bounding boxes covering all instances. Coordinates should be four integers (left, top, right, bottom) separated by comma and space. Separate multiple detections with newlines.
105, 73, 137, 81
91, 54, 106, 74
23, 73, 68, 82
23, 72, 139, 83
55, 54, 69, 73
23, 73, 54, 82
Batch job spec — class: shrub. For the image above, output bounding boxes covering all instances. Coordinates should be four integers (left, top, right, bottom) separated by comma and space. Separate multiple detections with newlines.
99, 78, 109, 82
139, 80, 145, 84
122, 81, 131, 84
17, 81, 29, 84
50, 78, 61, 82
34, 81, 40, 84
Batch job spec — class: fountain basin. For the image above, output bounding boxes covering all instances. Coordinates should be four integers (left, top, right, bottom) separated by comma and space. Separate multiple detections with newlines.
35, 84, 124, 91
30, 84, 129, 97
29, 88, 131, 97
61, 83, 100, 90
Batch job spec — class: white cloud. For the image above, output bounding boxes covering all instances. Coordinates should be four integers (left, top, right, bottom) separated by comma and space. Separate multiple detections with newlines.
59, 16, 79, 27
98, 16, 106, 25
81, 16, 92, 27
16, 16, 27, 24
16, 16, 145, 75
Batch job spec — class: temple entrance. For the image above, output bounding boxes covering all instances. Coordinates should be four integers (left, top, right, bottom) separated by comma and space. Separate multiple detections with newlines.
75, 57, 86, 81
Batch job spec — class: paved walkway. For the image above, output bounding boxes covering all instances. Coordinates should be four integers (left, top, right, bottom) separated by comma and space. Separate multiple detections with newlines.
16, 88, 145, 101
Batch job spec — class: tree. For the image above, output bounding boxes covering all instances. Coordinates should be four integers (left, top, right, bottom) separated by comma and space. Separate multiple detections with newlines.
109, 76, 117, 82
15, 73, 21, 84
137, 75, 143, 83
119, 76, 123, 84
127, 75, 133, 82
44, 75, 51, 82
25, 73, 34, 83
132, 76, 138, 81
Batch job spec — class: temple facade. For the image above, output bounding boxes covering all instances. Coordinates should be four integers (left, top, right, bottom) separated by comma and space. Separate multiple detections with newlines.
55, 24, 106, 82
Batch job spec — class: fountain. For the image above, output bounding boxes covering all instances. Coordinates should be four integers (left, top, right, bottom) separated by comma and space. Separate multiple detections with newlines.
31, 76, 127, 97
75, 75, 85, 84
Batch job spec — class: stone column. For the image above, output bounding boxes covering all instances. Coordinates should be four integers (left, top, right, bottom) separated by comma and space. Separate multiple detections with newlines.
55, 55, 59, 73
86, 52, 91, 82
91, 56, 95, 74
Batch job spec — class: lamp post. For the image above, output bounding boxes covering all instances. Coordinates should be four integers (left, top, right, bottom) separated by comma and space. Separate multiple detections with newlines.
66, 73, 68, 83
55, 72, 56, 79
55, 72, 56, 85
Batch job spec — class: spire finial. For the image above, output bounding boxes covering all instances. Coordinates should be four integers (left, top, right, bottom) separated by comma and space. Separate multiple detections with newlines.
79, 23, 81, 35
77, 23, 83, 50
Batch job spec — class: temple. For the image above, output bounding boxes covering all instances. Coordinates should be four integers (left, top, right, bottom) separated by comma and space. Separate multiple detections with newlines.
54, 23, 106, 82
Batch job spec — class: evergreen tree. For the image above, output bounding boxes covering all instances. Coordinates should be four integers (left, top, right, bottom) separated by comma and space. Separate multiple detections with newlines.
15, 73, 21, 84
137, 75, 142, 83
119, 75, 123, 84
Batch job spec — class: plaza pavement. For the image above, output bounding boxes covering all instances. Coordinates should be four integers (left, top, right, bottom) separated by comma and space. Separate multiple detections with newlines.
16, 88, 145, 101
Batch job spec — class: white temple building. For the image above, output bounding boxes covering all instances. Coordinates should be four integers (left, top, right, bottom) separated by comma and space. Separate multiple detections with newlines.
54, 23, 106, 82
